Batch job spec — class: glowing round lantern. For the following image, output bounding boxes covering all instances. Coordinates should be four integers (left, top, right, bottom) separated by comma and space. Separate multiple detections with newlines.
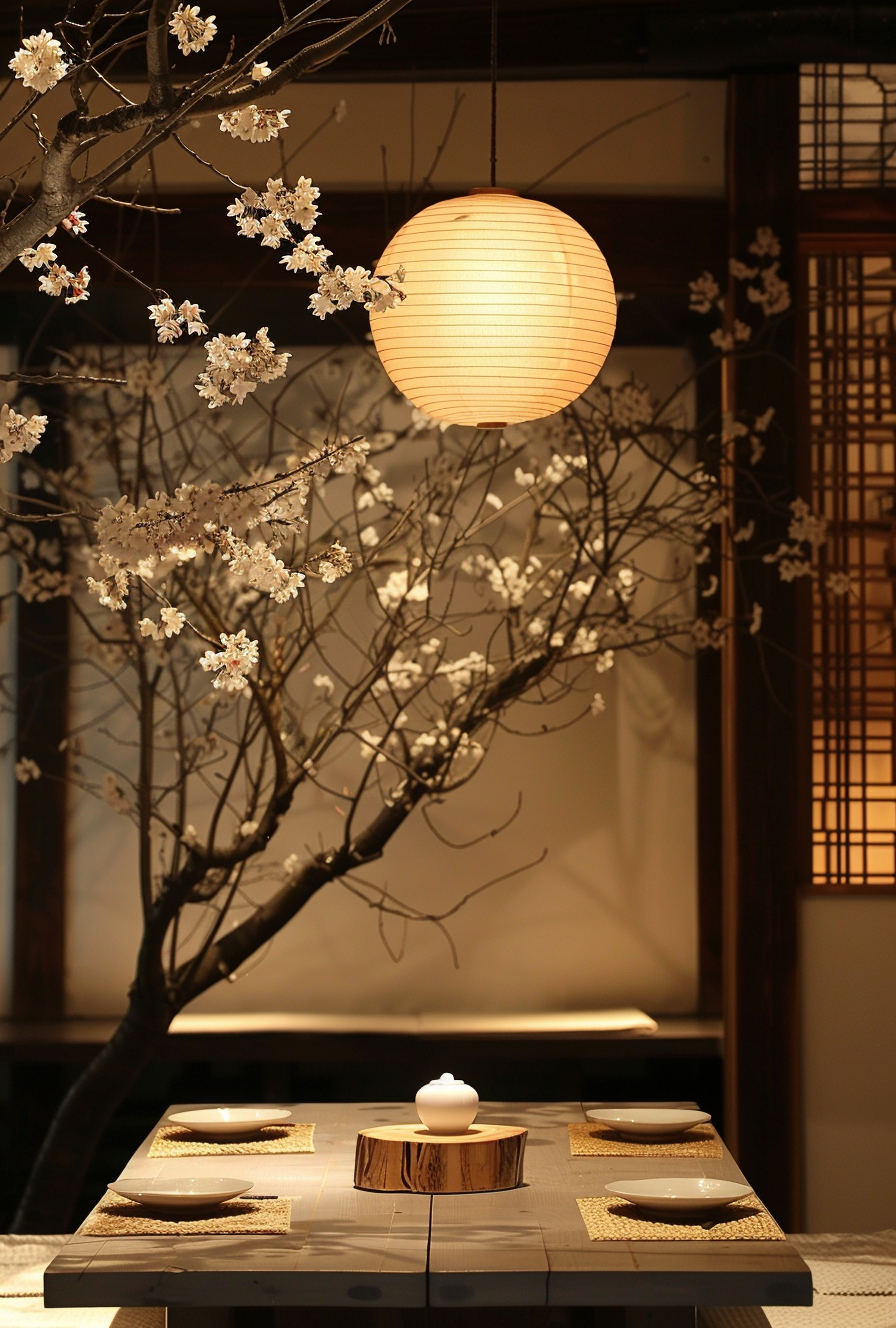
369, 188, 616, 429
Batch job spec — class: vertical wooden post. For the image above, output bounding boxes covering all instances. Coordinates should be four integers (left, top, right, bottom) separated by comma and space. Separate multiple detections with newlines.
722, 71, 806, 1230
12, 385, 68, 1020
719, 349, 740, 1160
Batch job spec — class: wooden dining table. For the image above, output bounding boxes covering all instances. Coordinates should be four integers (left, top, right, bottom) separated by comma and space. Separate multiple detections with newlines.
44, 1100, 812, 1326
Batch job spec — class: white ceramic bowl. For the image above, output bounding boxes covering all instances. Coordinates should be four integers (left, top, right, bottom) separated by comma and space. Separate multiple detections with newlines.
586, 1108, 711, 1138
107, 1177, 253, 1210
605, 1177, 753, 1214
167, 1107, 292, 1138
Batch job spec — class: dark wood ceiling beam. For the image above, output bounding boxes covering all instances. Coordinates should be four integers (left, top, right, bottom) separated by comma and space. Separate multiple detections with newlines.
0, 191, 726, 293
3, 3, 894, 78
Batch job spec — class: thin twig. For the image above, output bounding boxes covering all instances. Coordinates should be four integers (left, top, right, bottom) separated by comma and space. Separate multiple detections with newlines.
526, 91, 691, 191
94, 195, 181, 214
0, 371, 126, 385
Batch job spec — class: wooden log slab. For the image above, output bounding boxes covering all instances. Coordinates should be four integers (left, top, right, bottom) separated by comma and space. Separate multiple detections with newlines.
354, 1122, 527, 1193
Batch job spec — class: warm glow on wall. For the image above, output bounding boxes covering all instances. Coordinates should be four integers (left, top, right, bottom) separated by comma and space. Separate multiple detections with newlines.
369, 188, 617, 428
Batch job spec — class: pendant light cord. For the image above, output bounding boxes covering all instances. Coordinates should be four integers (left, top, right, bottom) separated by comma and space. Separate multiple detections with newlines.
490, 0, 498, 187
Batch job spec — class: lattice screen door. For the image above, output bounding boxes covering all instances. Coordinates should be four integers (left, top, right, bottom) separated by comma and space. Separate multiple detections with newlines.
807, 251, 896, 890
801, 63, 896, 892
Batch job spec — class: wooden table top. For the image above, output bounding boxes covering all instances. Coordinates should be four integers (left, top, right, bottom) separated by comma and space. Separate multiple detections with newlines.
44, 1101, 811, 1311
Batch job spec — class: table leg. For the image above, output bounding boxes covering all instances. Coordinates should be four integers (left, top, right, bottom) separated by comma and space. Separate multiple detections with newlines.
167, 1310, 235, 1327
625, 1310, 696, 1328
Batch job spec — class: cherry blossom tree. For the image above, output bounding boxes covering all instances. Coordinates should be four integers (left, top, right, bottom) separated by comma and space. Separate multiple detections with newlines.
0, 0, 843, 1231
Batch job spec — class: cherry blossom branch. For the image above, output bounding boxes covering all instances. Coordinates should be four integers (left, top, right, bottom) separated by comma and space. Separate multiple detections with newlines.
0, 371, 126, 385
194, 0, 414, 113
93, 195, 181, 213
146, 0, 177, 112
0, 0, 415, 272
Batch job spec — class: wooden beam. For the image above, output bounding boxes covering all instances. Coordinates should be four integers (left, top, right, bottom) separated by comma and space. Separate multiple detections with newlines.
12, 387, 68, 1020
722, 71, 807, 1232
0, 191, 726, 299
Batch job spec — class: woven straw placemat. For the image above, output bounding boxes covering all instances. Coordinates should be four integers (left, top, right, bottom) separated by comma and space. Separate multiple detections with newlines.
79, 1194, 292, 1237
577, 1196, 785, 1242
148, 1122, 314, 1157
568, 1121, 723, 1158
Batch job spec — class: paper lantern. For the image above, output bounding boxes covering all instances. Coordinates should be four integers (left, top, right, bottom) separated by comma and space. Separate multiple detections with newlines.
369, 188, 617, 429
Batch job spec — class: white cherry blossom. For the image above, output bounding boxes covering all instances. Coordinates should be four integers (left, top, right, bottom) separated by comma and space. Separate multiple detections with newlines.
102, 772, 131, 813
9, 30, 68, 93
219, 106, 290, 143
138, 607, 186, 641
688, 271, 720, 315
60, 209, 88, 234
230, 176, 403, 321
195, 327, 290, 408
436, 652, 494, 697
199, 630, 259, 692
169, 5, 217, 54
36, 263, 90, 303
359, 729, 387, 763
18, 243, 57, 271
376, 569, 429, 611
123, 358, 168, 401
218, 529, 305, 602
317, 542, 353, 583
372, 650, 423, 697
148, 298, 207, 343
0, 403, 47, 464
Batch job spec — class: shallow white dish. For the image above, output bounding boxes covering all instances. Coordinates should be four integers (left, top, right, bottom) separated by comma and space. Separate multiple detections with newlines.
605, 1177, 754, 1214
167, 1107, 292, 1138
586, 1108, 711, 1138
107, 1177, 253, 1210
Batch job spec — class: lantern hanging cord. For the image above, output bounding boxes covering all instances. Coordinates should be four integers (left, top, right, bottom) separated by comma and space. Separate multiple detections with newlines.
490, 0, 498, 187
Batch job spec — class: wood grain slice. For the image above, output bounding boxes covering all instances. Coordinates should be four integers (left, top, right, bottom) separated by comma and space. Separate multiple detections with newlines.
354, 1122, 527, 1193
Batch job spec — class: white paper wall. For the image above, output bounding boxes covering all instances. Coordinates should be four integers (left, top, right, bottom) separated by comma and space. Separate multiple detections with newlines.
65, 345, 698, 1017
803, 896, 896, 1230
4, 79, 726, 198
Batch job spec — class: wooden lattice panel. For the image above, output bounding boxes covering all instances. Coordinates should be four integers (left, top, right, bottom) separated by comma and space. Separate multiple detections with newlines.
800, 65, 896, 190
808, 251, 896, 891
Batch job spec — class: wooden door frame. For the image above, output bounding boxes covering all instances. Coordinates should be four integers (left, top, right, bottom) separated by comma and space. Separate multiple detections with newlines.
719, 69, 807, 1232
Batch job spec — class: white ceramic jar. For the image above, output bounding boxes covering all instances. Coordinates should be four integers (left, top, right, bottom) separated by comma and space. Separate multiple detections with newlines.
415, 1073, 479, 1134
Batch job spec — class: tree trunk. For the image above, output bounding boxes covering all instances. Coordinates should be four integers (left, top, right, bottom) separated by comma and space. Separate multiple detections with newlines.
10, 1003, 170, 1233
0, 196, 78, 274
